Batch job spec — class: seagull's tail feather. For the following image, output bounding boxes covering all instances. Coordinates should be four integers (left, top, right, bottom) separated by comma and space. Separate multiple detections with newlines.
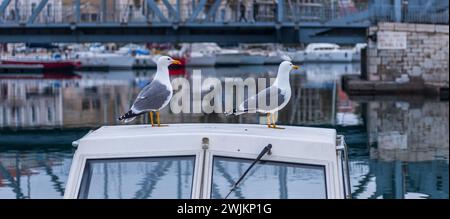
118, 110, 142, 123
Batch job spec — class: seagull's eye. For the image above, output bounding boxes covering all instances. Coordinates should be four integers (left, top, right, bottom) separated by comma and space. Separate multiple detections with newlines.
167, 58, 170, 60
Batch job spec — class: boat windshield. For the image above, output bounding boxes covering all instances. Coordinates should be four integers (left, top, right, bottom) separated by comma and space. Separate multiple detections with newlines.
210, 156, 327, 199
77, 156, 195, 199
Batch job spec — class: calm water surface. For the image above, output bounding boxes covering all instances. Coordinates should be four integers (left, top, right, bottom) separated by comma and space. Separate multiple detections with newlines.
0, 63, 448, 199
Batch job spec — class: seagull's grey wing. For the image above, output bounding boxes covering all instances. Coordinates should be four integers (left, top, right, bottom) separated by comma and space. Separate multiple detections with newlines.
239, 86, 285, 112
131, 80, 171, 113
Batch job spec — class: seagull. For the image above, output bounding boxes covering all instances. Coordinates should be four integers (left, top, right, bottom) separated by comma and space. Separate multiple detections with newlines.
228, 59, 299, 129
118, 56, 181, 126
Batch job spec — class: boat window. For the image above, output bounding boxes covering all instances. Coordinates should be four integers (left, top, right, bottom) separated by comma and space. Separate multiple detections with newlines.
211, 156, 327, 199
78, 156, 195, 199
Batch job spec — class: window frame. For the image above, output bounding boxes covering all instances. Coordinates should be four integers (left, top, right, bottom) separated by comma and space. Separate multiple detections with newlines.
77, 155, 197, 199
202, 150, 337, 199
209, 155, 328, 199
66, 150, 204, 199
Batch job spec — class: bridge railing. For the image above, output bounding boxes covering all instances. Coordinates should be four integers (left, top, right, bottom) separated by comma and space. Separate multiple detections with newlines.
369, 3, 449, 25
0, 0, 370, 25
0, 1, 447, 25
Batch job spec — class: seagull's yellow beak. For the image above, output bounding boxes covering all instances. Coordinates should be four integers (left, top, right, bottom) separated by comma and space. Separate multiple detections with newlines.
171, 60, 182, 65
292, 65, 299, 70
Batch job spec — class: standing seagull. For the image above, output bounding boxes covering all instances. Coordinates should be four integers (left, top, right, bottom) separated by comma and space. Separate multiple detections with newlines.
118, 56, 181, 126
229, 59, 299, 129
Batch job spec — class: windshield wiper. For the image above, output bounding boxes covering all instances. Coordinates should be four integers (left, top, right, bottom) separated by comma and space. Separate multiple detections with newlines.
224, 144, 272, 199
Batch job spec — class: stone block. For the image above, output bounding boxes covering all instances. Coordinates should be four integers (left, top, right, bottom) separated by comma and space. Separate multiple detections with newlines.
415, 24, 436, 33
369, 57, 381, 65
409, 66, 422, 77
435, 25, 449, 33
395, 23, 415, 32
381, 58, 391, 65
378, 22, 395, 31
422, 59, 434, 69
369, 26, 378, 35
368, 49, 378, 57
369, 66, 378, 74
369, 73, 381, 81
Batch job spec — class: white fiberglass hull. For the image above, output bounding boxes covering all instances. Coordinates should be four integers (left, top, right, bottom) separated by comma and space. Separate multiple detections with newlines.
216, 53, 243, 65
185, 56, 216, 67
302, 50, 355, 62
133, 56, 157, 68
75, 53, 134, 69
240, 54, 265, 65
265, 55, 284, 65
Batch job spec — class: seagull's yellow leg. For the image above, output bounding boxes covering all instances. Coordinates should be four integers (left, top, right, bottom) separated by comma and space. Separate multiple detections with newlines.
156, 111, 161, 127
156, 111, 168, 127
271, 113, 285, 129
150, 112, 155, 127
266, 113, 271, 128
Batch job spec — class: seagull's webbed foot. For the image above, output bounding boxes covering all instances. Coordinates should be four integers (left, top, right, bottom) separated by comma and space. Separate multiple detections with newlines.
270, 125, 285, 129
268, 113, 285, 129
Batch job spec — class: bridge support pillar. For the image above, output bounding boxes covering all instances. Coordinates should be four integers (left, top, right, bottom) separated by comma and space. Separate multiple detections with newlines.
75, 0, 80, 23
394, 0, 402, 22
277, 0, 284, 22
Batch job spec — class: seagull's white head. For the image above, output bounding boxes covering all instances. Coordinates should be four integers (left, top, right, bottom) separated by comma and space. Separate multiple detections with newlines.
278, 60, 300, 75
157, 56, 182, 67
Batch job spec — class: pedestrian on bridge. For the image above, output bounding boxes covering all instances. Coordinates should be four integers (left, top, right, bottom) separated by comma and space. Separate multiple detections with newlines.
239, 2, 247, 22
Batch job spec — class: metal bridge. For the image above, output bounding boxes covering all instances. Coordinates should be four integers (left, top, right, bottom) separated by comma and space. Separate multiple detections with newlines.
0, 0, 448, 44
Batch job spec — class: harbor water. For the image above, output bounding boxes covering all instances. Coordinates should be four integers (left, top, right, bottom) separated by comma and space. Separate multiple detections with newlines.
0, 63, 448, 199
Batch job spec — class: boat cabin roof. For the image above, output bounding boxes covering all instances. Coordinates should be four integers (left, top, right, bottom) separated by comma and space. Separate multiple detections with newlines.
83, 123, 335, 144
76, 124, 338, 161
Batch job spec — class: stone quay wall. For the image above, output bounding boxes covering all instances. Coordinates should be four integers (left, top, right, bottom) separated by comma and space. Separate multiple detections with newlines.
366, 22, 449, 88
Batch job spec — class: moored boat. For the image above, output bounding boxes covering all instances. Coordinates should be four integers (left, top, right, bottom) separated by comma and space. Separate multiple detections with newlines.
240, 52, 266, 65
66, 124, 351, 199
215, 49, 245, 66
0, 56, 80, 73
175, 43, 217, 67
72, 51, 135, 70
293, 43, 366, 63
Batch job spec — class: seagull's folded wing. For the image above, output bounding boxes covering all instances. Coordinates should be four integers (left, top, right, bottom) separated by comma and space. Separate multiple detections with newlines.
131, 80, 171, 113
239, 86, 285, 113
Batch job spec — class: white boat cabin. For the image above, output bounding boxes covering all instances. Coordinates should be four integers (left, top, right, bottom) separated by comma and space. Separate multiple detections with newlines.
65, 124, 351, 199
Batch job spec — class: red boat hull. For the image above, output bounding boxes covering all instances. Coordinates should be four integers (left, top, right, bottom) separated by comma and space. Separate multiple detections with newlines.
1, 59, 81, 71
169, 57, 187, 75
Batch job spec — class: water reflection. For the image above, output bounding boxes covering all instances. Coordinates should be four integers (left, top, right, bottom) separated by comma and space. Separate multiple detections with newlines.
1, 64, 356, 128
0, 145, 73, 199
350, 100, 449, 199
0, 63, 448, 199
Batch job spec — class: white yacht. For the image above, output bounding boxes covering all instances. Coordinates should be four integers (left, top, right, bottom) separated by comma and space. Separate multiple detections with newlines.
177, 43, 216, 67
294, 43, 366, 63
265, 50, 290, 65
197, 43, 257, 66
351, 43, 368, 61
117, 44, 157, 68
215, 48, 245, 65
240, 51, 266, 65
65, 124, 351, 199
238, 44, 268, 65
73, 51, 135, 70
